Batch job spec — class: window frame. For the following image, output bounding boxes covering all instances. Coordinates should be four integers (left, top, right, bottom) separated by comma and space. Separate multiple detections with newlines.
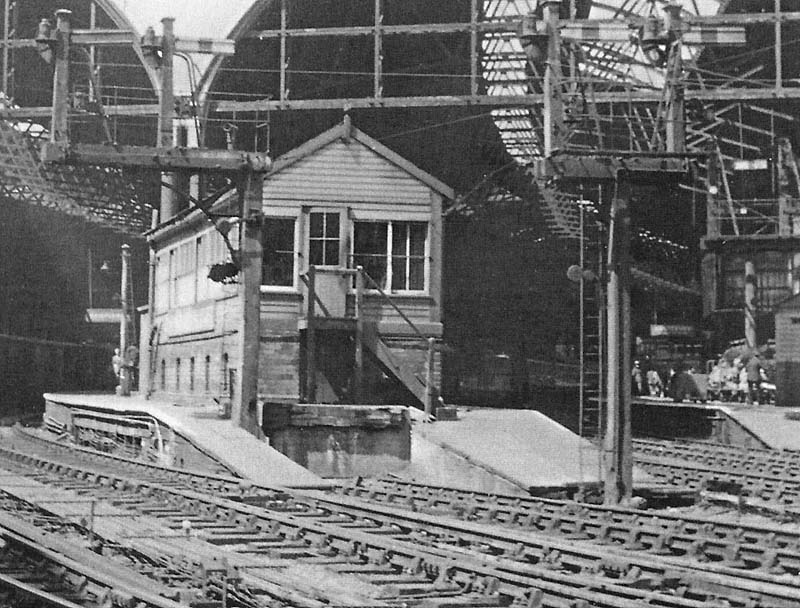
306, 209, 345, 269
260, 213, 300, 293
350, 218, 430, 295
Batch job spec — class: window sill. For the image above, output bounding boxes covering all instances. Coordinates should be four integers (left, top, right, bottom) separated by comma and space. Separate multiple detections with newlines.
362, 290, 430, 298
260, 286, 302, 296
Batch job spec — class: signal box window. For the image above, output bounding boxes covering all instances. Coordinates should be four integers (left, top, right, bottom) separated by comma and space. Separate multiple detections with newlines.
353, 222, 387, 286
309, 212, 340, 266
262, 218, 295, 287
353, 221, 427, 292
392, 222, 426, 291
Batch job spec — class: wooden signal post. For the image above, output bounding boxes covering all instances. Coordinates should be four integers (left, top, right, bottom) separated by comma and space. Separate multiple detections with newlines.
38, 10, 269, 436
525, 0, 746, 504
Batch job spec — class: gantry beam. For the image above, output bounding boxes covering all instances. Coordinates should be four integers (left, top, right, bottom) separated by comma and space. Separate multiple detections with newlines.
2, 82, 799, 121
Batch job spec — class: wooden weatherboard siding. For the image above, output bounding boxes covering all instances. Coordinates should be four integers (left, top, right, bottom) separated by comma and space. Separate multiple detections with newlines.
264, 140, 431, 207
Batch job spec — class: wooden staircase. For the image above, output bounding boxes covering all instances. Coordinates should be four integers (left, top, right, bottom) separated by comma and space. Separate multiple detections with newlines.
361, 323, 430, 409
302, 265, 437, 410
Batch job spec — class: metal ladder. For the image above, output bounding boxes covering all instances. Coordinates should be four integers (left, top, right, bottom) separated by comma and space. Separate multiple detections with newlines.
578, 204, 604, 444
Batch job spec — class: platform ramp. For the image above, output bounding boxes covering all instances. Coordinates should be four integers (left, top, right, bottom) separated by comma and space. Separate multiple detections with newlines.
43, 393, 327, 489
412, 408, 653, 493
715, 404, 800, 450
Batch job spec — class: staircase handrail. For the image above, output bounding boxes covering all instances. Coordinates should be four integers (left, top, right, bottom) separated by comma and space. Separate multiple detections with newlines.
299, 272, 333, 318
359, 269, 428, 344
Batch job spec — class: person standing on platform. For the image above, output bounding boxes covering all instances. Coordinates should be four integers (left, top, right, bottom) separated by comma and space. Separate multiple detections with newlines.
746, 355, 763, 405
646, 367, 663, 397
111, 348, 122, 384
631, 360, 644, 396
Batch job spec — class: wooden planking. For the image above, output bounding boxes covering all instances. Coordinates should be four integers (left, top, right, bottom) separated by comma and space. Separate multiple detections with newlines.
265, 140, 432, 206
775, 311, 800, 362
359, 295, 433, 327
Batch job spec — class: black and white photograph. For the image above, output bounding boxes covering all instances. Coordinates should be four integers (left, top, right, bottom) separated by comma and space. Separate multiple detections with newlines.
0, 1, 798, 606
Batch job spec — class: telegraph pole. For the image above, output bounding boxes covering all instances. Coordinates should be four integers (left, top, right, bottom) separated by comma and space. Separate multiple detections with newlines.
603, 176, 633, 504
50, 9, 71, 145
525, 2, 744, 504
40, 9, 268, 434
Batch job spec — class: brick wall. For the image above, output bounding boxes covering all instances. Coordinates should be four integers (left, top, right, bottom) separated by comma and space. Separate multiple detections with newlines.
147, 335, 238, 406
259, 335, 301, 401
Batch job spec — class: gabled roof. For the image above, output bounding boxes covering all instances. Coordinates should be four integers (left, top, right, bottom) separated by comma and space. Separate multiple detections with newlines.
268, 117, 455, 200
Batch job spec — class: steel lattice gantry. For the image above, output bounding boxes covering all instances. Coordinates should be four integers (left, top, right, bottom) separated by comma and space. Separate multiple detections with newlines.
0, 0, 797, 254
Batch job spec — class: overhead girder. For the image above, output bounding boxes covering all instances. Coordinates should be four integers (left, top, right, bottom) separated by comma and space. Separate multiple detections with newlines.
0, 0, 796, 242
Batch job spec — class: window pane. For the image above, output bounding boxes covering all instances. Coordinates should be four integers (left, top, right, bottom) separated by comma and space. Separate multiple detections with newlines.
354, 222, 387, 255
392, 223, 407, 256
409, 223, 426, 256
310, 212, 323, 237
409, 258, 425, 290
263, 218, 295, 286
325, 212, 339, 238
265, 218, 294, 250
391, 256, 407, 290
353, 222, 387, 286
355, 254, 387, 287
324, 241, 339, 265
309, 241, 324, 266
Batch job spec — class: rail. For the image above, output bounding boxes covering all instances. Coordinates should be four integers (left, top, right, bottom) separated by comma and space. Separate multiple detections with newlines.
5, 434, 800, 607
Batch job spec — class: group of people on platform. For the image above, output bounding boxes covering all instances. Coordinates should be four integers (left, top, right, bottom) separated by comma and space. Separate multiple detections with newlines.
705, 355, 773, 405
631, 354, 773, 405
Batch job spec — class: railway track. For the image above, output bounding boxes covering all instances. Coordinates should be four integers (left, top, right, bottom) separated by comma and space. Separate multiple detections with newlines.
1, 429, 800, 607
634, 438, 800, 477
0, 505, 186, 608
632, 439, 800, 507
16, 426, 800, 563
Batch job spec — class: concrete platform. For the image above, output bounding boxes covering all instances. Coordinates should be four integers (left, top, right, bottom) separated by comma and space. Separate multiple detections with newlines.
721, 404, 800, 449
43, 392, 327, 489
406, 408, 654, 493
635, 396, 800, 450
